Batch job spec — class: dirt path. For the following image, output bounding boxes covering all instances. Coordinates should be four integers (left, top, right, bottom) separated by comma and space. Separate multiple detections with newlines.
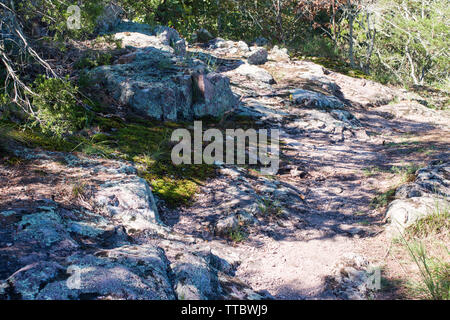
167, 56, 450, 299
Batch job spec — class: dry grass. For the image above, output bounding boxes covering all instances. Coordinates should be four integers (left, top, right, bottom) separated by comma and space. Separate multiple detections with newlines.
396, 201, 450, 300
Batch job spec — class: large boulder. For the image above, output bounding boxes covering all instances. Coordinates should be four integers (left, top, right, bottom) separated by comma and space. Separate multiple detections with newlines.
14, 208, 77, 249
39, 245, 175, 300
114, 32, 172, 50
113, 24, 186, 56
90, 22, 237, 121
4, 261, 66, 300
0, 150, 263, 300
386, 197, 448, 236
159, 241, 266, 300
90, 46, 237, 121
171, 251, 222, 300
3, 246, 176, 300
192, 72, 238, 118
89, 53, 192, 121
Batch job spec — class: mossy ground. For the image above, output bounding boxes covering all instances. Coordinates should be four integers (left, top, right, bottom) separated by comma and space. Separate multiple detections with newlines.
0, 117, 214, 207
1, 112, 261, 208
302, 56, 375, 81
1, 104, 271, 208
82, 117, 220, 207
0, 120, 80, 153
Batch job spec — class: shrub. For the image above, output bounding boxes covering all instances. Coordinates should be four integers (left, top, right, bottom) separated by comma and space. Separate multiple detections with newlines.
295, 34, 339, 59
29, 75, 88, 138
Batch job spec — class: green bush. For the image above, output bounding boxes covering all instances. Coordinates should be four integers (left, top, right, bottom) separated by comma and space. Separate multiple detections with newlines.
350, 0, 450, 87
17, 0, 104, 41
29, 75, 88, 138
294, 34, 339, 59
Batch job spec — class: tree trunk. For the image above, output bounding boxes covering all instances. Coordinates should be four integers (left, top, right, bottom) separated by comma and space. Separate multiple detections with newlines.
348, 12, 355, 68
216, 0, 222, 33
405, 42, 419, 85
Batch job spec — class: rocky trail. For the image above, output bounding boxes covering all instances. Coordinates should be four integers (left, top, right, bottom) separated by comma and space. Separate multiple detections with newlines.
0, 19, 449, 300
168, 42, 449, 299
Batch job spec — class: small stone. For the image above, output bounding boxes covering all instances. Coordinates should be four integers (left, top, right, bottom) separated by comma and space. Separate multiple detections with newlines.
260, 186, 275, 194
291, 89, 344, 110
268, 45, 290, 62
225, 64, 275, 84
237, 41, 249, 52
215, 215, 239, 236
237, 210, 258, 226
248, 48, 268, 65
290, 168, 307, 178
195, 28, 214, 43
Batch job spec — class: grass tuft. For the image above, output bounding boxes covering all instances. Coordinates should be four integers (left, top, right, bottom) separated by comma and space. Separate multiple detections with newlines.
228, 226, 247, 243
405, 203, 449, 239
396, 201, 450, 300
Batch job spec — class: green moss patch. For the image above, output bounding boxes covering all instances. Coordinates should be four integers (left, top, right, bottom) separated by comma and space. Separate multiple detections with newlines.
303, 56, 374, 81
80, 117, 216, 207
1, 112, 271, 208
74, 51, 113, 70
0, 120, 81, 152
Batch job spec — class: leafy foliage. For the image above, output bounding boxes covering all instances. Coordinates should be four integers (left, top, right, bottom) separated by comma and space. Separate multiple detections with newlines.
29, 75, 88, 138
16, 0, 104, 41
369, 0, 449, 86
